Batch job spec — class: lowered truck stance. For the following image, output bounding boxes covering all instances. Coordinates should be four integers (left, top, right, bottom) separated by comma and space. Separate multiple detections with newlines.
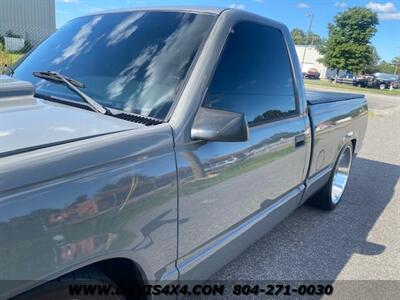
0, 7, 367, 299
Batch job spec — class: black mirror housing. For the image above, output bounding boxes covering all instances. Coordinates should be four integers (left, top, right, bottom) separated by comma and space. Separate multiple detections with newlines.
191, 107, 249, 142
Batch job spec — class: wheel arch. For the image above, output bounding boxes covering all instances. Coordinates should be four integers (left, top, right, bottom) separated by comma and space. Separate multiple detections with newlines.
14, 256, 149, 300
336, 134, 358, 165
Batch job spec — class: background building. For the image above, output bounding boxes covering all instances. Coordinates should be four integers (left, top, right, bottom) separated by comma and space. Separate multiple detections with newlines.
0, 0, 55, 46
295, 45, 328, 78
295, 45, 348, 79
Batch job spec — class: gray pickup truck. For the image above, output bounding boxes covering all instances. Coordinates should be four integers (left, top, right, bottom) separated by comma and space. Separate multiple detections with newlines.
0, 7, 367, 299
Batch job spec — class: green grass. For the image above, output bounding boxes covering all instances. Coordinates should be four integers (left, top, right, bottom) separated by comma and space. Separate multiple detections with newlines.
0, 51, 24, 67
305, 79, 400, 97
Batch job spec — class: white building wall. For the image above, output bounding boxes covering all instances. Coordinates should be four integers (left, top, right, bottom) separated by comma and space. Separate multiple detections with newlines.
295, 45, 328, 78
0, 0, 55, 45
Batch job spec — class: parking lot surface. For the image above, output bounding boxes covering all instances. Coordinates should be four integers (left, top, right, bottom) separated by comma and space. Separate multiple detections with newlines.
210, 89, 400, 298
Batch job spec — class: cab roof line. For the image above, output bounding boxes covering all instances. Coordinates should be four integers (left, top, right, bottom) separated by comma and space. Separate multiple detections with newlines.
82, 6, 229, 18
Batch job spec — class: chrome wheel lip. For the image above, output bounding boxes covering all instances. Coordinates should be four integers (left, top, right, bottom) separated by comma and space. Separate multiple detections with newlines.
331, 145, 352, 204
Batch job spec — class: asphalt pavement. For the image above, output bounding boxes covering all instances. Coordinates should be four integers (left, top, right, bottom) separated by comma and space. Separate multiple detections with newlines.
210, 89, 400, 299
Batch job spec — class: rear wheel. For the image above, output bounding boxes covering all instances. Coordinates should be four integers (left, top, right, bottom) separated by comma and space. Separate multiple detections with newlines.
379, 83, 386, 90
16, 266, 125, 300
309, 143, 353, 210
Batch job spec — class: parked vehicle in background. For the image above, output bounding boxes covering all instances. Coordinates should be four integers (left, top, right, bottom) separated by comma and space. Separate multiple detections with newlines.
303, 67, 320, 79
327, 72, 399, 90
1, 7, 368, 299
353, 75, 372, 88
367, 72, 400, 90
328, 73, 355, 85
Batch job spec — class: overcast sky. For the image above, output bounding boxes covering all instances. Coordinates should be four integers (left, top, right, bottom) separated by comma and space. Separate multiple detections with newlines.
55, 0, 400, 61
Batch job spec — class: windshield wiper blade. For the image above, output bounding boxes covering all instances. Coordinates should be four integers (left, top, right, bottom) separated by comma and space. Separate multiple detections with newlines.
33, 71, 85, 88
32, 71, 109, 114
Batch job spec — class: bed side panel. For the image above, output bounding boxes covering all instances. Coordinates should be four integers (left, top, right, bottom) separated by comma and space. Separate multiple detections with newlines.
308, 97, 368, 177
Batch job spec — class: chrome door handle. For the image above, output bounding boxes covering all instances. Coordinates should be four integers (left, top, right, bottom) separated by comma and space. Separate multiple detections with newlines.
295, 134, 305, 147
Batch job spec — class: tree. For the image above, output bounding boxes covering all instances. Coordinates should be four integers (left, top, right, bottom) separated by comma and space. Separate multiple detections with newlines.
377, 60, 394, 73
393, 56, 400, 75
364, 46, 380, 74
291, 28, 306, 45
318, 7, 379, 76
308, 32, 322, 46
290, 28, 322, 46
377, 57, 400, 74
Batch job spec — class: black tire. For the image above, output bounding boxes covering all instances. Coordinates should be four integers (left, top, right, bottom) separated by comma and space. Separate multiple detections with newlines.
15, 266, 125, 300
308, 142, 354, 210
379, 83, 386, 90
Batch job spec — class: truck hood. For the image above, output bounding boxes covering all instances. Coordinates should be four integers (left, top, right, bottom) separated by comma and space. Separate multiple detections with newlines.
0, 76, 143, 157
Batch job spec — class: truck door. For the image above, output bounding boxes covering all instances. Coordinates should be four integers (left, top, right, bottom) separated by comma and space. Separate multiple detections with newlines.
176, 21, 308, 272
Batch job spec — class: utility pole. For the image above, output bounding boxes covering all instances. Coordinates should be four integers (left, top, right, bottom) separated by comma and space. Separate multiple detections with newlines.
301, 13, 314, 71
394, 41, 400, 75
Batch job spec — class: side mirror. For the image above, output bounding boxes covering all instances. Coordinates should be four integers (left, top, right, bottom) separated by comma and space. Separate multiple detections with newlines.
191, 107, 249, 142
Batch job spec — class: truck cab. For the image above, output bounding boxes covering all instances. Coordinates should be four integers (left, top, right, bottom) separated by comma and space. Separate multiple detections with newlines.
0, 7, 367, 299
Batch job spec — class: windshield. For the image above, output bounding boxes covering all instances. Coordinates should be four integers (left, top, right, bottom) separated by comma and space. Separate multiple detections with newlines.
14, 11, 215, 120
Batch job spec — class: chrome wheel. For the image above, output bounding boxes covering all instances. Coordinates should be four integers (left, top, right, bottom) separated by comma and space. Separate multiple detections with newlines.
331, 145, 352, 204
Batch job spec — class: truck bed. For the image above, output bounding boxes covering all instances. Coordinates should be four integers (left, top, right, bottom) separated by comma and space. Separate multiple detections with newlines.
306, 90, 364, 105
